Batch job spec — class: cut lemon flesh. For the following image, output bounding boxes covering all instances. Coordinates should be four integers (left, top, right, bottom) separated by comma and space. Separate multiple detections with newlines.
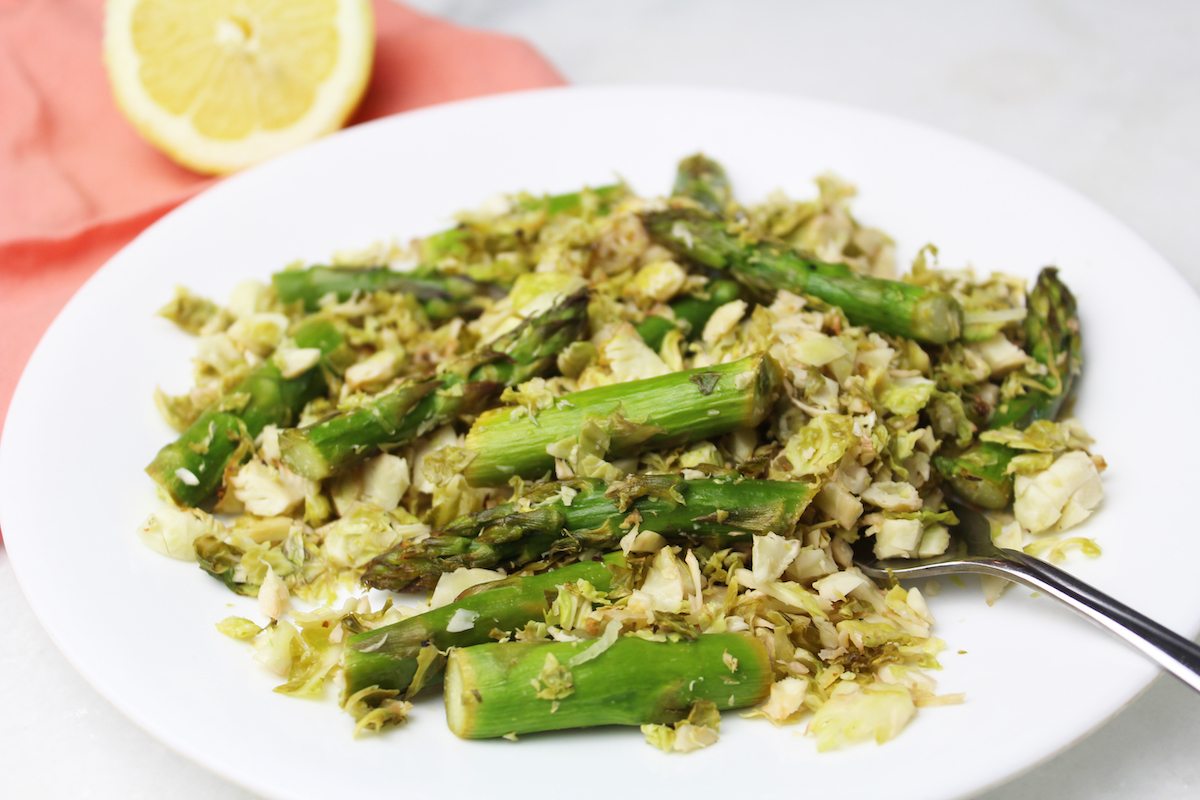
105, 0, 374, 175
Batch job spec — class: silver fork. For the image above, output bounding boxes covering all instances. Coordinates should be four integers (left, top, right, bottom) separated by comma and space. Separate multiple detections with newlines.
853, 501, 1200, 692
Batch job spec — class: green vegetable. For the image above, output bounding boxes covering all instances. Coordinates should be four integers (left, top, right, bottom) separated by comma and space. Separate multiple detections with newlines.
444, 633, 773, 738
422, 184, 628, 267
932, 440, 1016, 509
642, 207, 963, 344
461, 352, 784, 486
343, 561, 613, 700
671, 153, 733, 216
636, 279, 742, 350
272, 266, 495, 320
279, 288, 589, 480
534, 184, 626, 217
146, 318, 346, 507
273, 184, 627, 318
990, 267, 1081, 428
935, 268, 1083, 506
362, 474, 812, 592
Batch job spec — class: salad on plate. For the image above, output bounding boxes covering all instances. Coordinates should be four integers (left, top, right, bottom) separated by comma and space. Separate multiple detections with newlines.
137, 154, 1104, 752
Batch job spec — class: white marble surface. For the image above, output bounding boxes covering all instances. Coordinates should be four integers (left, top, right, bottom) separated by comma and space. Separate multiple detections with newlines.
3, 1, 1199, 798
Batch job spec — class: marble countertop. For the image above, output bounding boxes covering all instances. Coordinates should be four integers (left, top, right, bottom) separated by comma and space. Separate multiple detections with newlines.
3, 1, 1198, 798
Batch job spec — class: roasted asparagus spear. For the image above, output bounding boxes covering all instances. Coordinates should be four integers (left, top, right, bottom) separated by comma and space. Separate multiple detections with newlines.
642, 207, 963, 345
272, 266, 494, 320
445, 633, 773, 738
934, 268, 1082, 507
461, 352, 784, 486
344, 561, 613, 699
146, 318, 346, 507
362, 474, 812, 592
279, 288, 589, 480
671, 153, 734, 216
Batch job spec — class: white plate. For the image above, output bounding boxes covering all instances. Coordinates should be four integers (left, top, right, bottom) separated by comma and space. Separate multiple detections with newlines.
3, 86, 1198, 800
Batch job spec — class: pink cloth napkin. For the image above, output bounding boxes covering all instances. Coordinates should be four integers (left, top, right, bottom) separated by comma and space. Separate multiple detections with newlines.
0, 0, 564, 444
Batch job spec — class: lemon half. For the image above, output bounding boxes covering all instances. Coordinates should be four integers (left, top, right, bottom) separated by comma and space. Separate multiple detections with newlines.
104, 0, 374, 175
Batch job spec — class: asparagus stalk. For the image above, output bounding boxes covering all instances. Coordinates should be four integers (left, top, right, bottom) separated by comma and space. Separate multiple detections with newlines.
642, 208, 963, 345
671, 153, 734, 216
279, 289, 590, 481
363, 475, 811, 592
934, 269, 1082, 507
534, 183, 626, 217
932, 440, 1015, 509
272, 266, 495, 320
146, 319, 346, 507
343, 561, 612, 700
461, 352, 784, 486
636, 279, 742, 351
273, 184, 625, 317
989, 267, 1081, 428
420, 183, 627, 262
445, 633, 773, 738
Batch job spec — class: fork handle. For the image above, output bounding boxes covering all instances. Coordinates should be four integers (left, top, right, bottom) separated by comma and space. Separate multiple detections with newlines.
976, 551, 1200, 693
